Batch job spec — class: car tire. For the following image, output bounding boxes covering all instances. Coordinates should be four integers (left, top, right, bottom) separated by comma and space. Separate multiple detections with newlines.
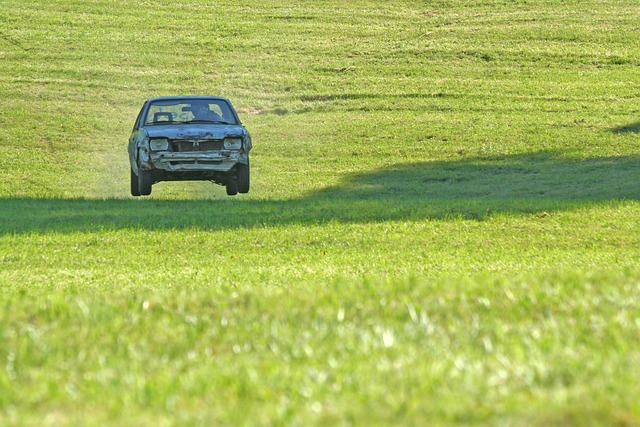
237, 161, 250, 194
226, 176, 238, 196
138, 167, 152, 196
131, 168, 140, 197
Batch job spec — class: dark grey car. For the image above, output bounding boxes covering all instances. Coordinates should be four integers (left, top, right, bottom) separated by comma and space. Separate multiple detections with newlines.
128, 96, 252, 196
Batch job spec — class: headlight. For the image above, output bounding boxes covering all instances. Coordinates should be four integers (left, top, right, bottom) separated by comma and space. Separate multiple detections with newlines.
150, 138, 169, 151
224, 138, 242, 150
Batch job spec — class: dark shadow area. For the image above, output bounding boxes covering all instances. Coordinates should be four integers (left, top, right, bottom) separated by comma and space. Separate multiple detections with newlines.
612, 122, 640, 134
1, 151, 638, 234
300, 93, 454, 102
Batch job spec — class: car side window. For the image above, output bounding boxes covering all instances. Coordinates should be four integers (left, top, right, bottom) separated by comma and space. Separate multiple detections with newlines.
132, 103, 147, 132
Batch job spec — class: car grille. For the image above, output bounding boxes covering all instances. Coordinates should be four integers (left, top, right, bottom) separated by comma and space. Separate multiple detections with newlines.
171, 140, 223, 152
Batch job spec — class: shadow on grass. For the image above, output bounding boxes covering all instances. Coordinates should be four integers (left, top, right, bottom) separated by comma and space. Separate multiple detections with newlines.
1, 151, 638, 234
612, 122, 640, 134
300, 93, 446, 102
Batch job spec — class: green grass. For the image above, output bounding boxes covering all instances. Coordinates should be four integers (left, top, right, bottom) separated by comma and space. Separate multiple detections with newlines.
1, 0, 640, 425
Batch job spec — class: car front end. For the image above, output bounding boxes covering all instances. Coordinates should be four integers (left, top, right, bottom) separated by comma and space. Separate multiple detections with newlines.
140, 125, 251, 174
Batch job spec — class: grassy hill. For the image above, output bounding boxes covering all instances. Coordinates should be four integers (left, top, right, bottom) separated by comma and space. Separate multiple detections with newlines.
1, 0, 639, 425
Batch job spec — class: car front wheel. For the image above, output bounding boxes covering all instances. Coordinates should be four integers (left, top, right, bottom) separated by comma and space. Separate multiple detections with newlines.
226, 175, 238, 196
131, 168, 140, 197
138, 167, 152, 196
237, 161, 250, 194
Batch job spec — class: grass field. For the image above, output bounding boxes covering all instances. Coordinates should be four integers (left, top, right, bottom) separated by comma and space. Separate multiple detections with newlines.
1, 0, 640, 425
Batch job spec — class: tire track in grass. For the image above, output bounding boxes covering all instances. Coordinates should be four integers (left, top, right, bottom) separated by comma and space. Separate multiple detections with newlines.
0, 30, 29, 52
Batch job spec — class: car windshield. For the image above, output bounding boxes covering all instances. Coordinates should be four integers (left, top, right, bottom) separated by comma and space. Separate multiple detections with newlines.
144, 99, 238, 125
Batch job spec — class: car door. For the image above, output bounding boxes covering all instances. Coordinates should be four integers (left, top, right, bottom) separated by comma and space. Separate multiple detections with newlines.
128, 102, 147, 171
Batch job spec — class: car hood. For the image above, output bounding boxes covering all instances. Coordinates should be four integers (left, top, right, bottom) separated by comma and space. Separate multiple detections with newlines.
144, 124, 246, 140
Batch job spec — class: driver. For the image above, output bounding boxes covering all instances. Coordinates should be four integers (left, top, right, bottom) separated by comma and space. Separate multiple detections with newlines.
192, 102, 219, 121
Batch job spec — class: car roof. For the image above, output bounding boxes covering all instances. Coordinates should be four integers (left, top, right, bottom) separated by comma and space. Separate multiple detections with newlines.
146, 96, 232, 103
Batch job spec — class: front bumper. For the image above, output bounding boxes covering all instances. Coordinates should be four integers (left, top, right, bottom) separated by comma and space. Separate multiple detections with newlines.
148, 150, 242, 172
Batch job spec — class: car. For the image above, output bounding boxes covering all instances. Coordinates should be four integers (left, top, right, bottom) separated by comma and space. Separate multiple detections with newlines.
128, 96, 252, 196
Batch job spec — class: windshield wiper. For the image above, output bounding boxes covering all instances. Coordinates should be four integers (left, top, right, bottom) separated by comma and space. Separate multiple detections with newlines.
147, 120, 234, 125
184, 120, 232, 125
